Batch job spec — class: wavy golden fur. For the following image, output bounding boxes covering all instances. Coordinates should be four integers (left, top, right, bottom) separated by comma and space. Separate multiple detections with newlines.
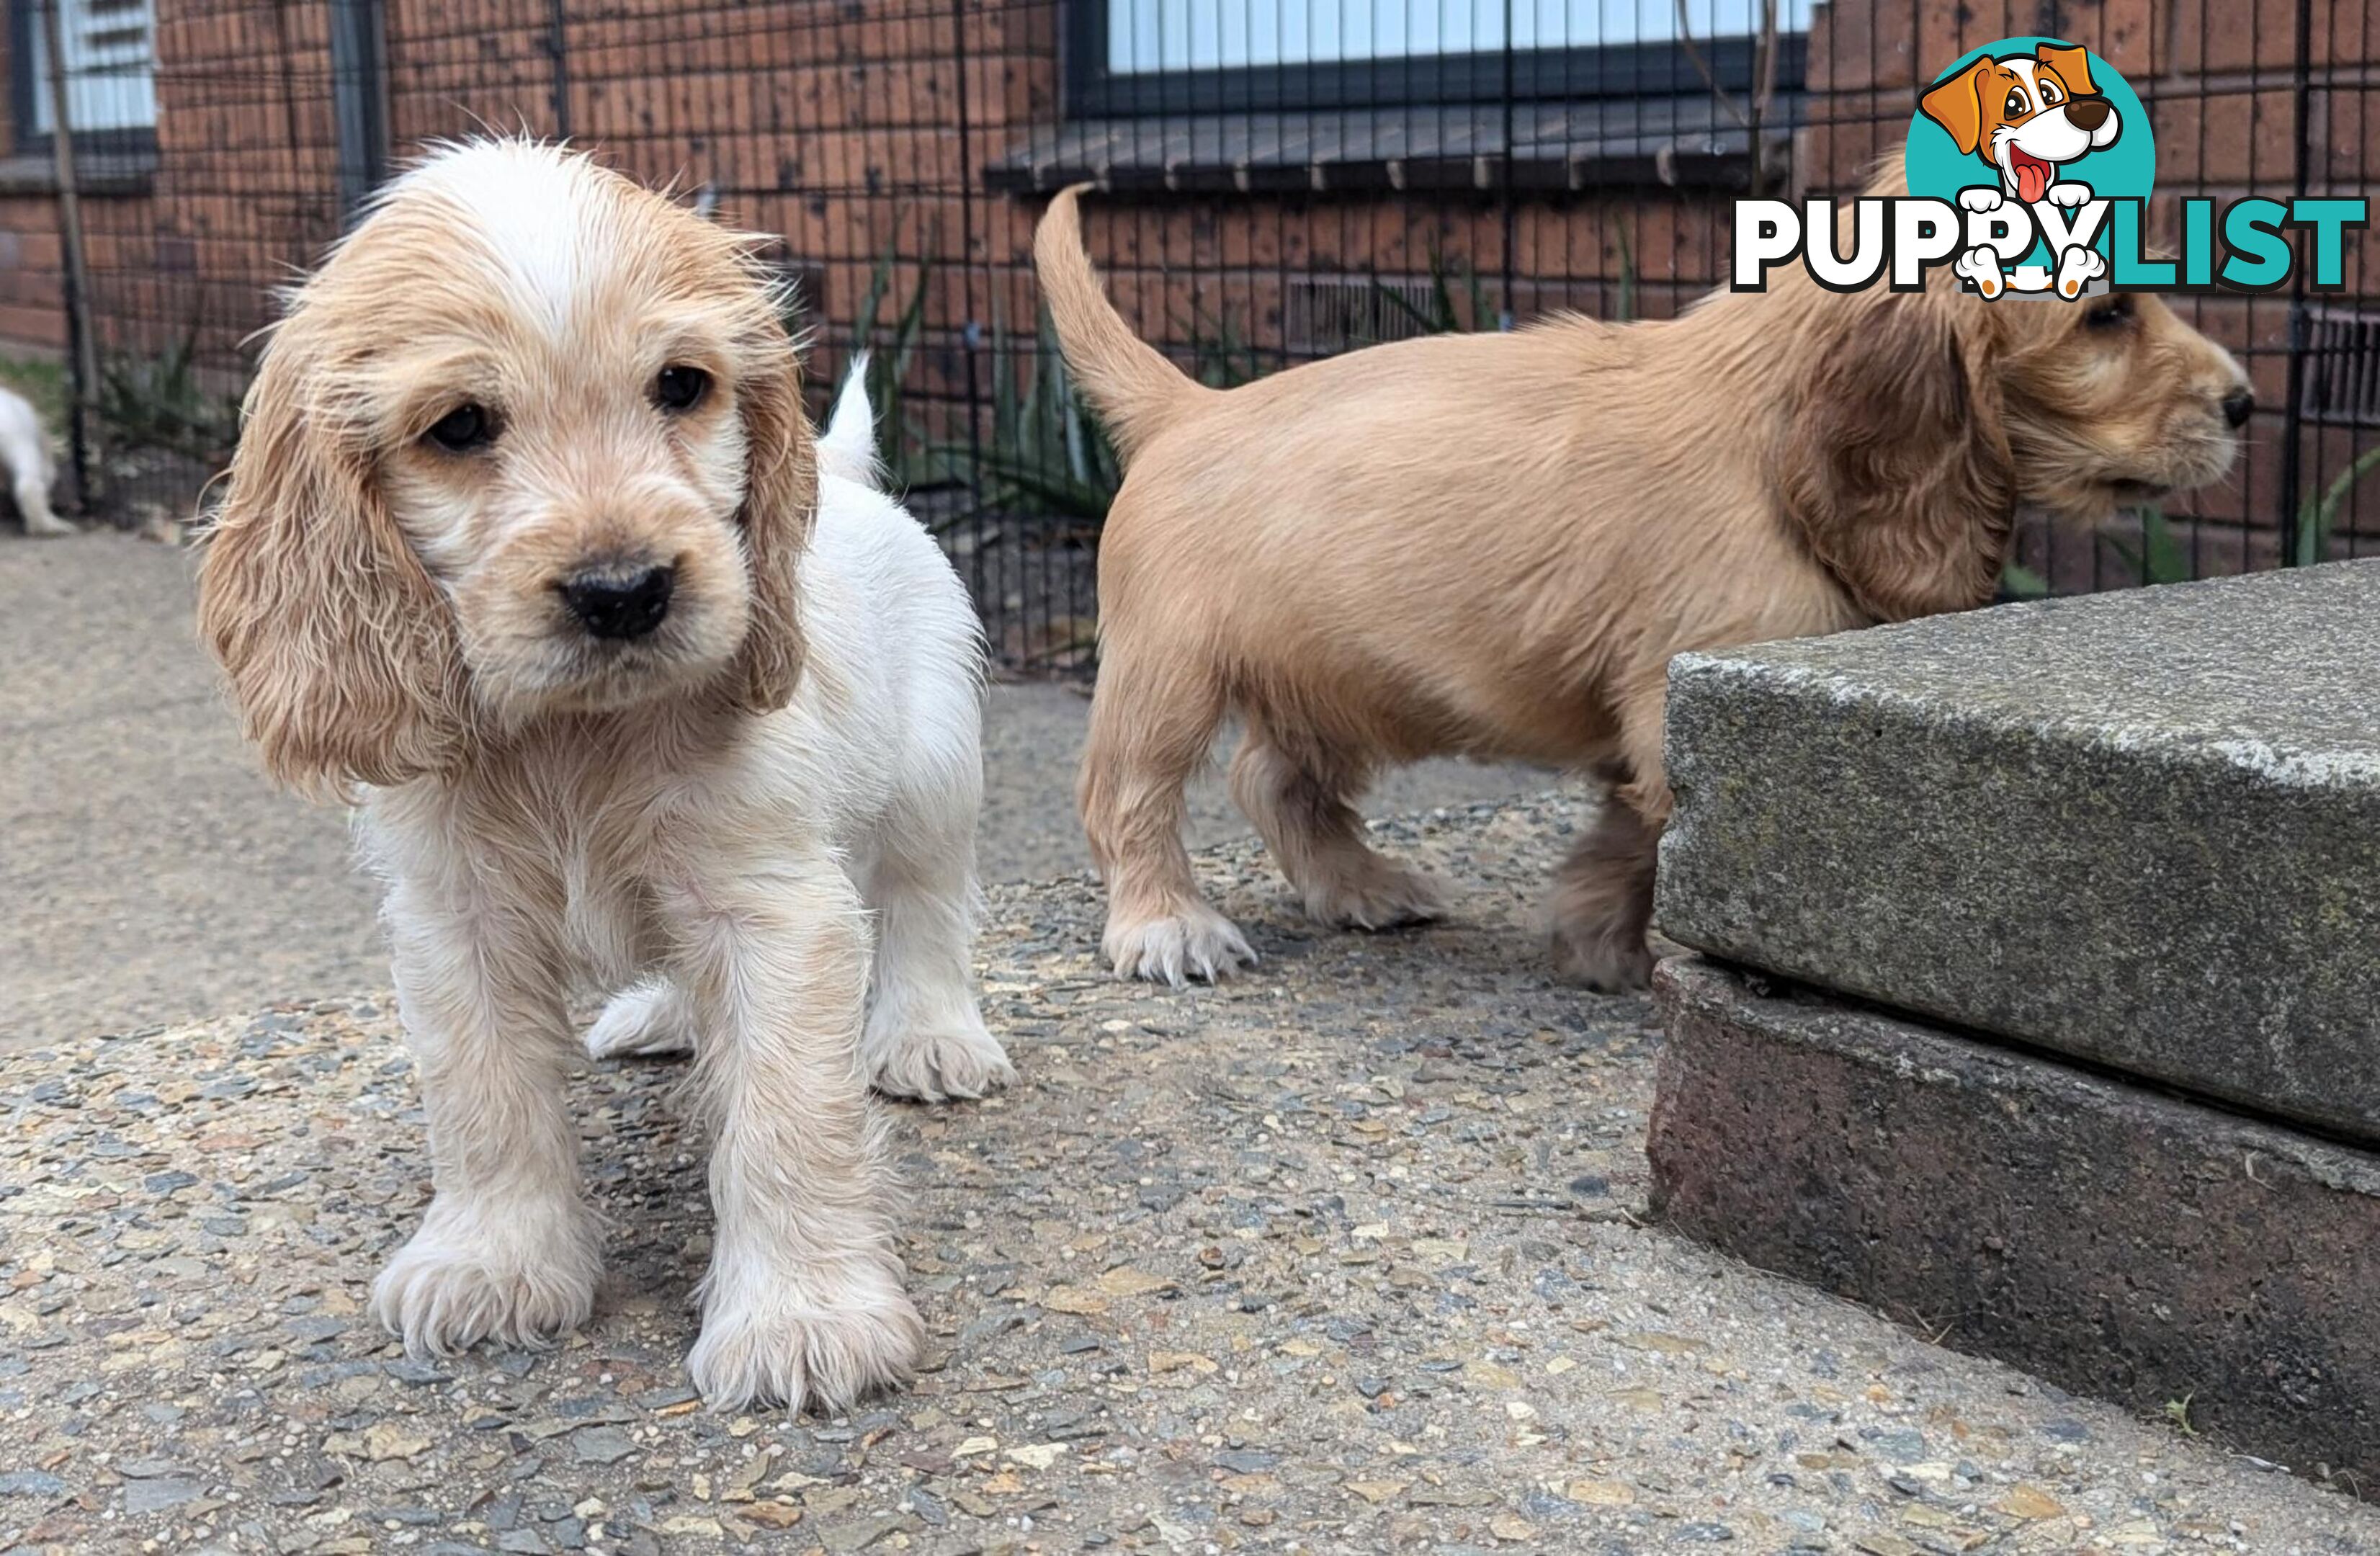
1037, 177, 2251, 988
197, 146, 813, 799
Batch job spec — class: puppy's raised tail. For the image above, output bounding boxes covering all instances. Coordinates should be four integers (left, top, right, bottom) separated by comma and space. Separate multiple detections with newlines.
818, 354, 883, 488
1034, 184, 1210, 461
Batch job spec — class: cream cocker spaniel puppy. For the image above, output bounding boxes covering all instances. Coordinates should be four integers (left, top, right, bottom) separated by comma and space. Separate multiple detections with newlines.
198, 140, 1011, 1413
0, 385, 68, 536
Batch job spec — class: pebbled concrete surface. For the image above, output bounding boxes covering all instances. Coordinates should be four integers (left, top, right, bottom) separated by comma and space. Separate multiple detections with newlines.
4, 799, 2378, 1555
0, 532, 1545, 1052
0, 533, 385, 1055
1658, 561, 2380, 1145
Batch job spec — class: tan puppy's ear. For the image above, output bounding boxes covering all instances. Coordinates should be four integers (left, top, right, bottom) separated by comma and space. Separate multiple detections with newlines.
1919, 59, 1996, 154
1777, 294, 2014, 622
2035, 42, 2095, 97
727, 326, 816, 713
196, 325, 468, 799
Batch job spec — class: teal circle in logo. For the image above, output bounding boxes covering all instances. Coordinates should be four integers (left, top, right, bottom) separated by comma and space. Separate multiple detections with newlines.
1905, 36, 2154, 264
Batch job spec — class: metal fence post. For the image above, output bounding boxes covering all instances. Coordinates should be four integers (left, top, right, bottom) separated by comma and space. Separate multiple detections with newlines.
330, 0, 390, 223
40, 0, 100, 509
2275, 0, 2316, 566
545, 0, 572, 140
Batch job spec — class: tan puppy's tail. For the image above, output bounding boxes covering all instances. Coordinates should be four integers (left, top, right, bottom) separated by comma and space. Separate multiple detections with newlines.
1034, 184, 1209, 461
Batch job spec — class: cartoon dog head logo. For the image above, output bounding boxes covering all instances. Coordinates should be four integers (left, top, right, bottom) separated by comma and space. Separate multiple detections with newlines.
1737, 45, 2358, 302
1902, 37, 2153, 299
1920, 43, 2121, 207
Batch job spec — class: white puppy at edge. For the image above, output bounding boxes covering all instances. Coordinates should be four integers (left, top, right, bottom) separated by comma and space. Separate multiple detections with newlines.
0, 386, 70, 535
195, 140, 1011, 1414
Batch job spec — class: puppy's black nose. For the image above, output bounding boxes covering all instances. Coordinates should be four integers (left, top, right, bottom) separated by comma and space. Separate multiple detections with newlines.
2067, 97, 2112, 133
2222, 388, 2255, 429
561, 564, 674, 640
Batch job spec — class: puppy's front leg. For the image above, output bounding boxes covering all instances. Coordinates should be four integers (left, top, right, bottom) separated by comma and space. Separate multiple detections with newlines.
1548, 677, 1670, 993
371, 870, 601, 1355
661, 846, 923, 1414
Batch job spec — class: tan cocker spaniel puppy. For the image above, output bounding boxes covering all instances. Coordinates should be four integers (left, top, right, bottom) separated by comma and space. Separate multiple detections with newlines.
1039, 181, 2252, 989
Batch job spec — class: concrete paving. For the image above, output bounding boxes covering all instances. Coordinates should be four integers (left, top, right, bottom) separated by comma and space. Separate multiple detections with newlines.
0, 531, 1546, 1050
6, 800, 2378, 1554
0, 532, 384, 1054
4, 537, 2378, 1552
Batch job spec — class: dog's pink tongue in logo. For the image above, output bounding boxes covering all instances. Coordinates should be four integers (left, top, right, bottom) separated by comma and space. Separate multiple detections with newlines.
2010, 148, 2053, 202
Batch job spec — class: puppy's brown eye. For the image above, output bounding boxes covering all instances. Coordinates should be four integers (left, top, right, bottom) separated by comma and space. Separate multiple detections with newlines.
426, 403, 494, 453
2005, 89, 2027, 116
2085, 295, 2137, 331
654, 366, 710, 413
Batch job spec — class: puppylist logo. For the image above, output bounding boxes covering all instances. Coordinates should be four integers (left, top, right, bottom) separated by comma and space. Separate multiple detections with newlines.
1733, 36, 2367, 299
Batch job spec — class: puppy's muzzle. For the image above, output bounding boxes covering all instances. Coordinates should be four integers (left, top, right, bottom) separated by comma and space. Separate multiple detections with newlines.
562, 563, 676, 640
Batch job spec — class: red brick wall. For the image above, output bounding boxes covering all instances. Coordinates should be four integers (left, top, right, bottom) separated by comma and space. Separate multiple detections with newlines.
0, 8, 68, 352
0, 0, 2365, 560
0, 0, 345, 364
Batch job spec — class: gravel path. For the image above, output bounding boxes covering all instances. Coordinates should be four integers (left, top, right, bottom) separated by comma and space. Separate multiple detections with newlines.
4, 796, 2373, 1556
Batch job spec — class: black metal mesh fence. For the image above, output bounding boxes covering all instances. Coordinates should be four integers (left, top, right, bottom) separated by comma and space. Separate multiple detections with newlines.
14, 0, 2375, 669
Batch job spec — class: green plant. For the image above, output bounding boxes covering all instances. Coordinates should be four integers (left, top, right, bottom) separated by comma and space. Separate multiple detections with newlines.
1614, 218, 1638, 325
844, 219, 938, 488
2107, 504, 2193, 587
2294, 443, 2380, 567
1365, 243, 1495, 339
1999, 559, 2050, 599
0, 355, 68, 430
95, 328, 240, 468
2163, 1395, 2198, 1436
1183, 301, 1262, 389
951, 293, 1276, 528
958, 295, 1122, 524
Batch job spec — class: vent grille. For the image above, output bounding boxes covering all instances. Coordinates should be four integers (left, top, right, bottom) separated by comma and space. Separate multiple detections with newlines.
1284, 276, 1442, 356
2301, 306, 2380, 428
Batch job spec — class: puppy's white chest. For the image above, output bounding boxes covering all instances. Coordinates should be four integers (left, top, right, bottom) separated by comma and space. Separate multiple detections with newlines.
560, 844, 655, 988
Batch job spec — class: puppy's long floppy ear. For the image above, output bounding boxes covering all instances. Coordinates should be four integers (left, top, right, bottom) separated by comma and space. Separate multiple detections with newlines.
2035, 42, 2095, 97
196, 326, 467, 798
1777, 293, 2014, 622
728, 326, 817, 713
1918, 60, 1995, 155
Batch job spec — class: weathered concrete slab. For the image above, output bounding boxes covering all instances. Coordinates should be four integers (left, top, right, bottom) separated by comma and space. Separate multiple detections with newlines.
1656, 560, 2380, 1144
1650, 954, 2380, 1493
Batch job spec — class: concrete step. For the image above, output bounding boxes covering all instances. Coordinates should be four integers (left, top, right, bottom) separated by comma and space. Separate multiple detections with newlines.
1655, 560, 2380, 1144
1651, 954, 2380, 1491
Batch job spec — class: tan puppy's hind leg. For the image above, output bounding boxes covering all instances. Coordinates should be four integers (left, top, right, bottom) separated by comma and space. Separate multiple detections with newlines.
1078, 640, 1255, 985
1229, 725, 1444, 931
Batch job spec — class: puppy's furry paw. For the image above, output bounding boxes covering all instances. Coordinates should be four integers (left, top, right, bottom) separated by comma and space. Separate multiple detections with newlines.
868, 1009, 1015, 1104
20, 511, 73, 537
689, 1263, 923, 1415
371, 1197, 601, 1356
1302, 858, 1447, 931
1103, 905, 1257, 985
586, 978, 695, 1059
1548, 920, 1654, 993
